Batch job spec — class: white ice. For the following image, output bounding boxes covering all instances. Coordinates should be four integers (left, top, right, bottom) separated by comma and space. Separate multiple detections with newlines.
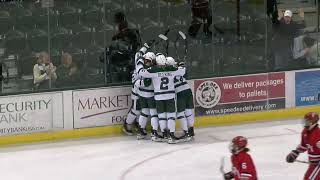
0, 119, 310, 180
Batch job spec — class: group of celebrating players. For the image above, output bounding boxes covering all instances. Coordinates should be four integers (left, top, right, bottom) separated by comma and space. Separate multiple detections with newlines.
122, 42, 195, 144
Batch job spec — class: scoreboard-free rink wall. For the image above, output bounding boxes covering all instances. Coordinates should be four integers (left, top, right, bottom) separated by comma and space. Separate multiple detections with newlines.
0, 69, 320, 146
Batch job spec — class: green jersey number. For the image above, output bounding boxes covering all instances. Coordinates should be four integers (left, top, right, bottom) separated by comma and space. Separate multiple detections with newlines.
160, 77, 169, 90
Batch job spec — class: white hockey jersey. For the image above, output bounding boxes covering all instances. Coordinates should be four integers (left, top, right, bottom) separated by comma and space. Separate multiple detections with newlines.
131, 47, 147, 100
174, 75, 191, 93
139, 66, 186, 100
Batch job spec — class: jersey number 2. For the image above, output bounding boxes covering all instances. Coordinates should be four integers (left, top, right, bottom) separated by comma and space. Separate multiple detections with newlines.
160, 77, 169, 90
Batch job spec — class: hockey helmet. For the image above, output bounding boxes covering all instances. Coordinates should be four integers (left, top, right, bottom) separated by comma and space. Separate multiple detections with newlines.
143, 52, 156, 61
229, 136, 248, 154
143, 52, 156, 67
166, 57, 176, 66
304, 112, 319, 129
156, 54, 166, 66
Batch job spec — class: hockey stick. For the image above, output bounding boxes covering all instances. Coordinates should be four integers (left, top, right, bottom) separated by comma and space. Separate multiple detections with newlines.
173, 30, 188, 62
295, 159, 311, 164
220, 157, 226, 174
148, 29, 170, 55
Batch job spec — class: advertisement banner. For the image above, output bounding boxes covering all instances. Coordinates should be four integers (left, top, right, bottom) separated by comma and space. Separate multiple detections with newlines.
194, 73, 286, 117
296, 70, 320, 107
0, 92, 63, 136
73, 86, 131, 128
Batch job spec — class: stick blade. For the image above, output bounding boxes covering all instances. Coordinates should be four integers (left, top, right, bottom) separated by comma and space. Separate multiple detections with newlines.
158, 34, 168, 41
178, 31, 186, 40
220, 157, 226, 174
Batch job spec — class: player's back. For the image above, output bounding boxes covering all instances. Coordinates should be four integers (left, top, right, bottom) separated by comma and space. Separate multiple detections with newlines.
231, 151, 257, 180
301, 126, 320, 163
149, 66, 185, 101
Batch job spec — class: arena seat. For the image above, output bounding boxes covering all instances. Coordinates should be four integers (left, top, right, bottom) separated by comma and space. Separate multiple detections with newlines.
5, 29, 26, 55
11, 7, 34, 32
27, 28, 48, 52
71, 24, 92, 49
82, 5, 103, 27
56, 6, 79, 28
50, 26, 71, 51
0, 10, 12, 36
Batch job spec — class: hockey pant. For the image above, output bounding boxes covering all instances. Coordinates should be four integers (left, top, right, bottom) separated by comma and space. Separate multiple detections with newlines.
304, 163, 320, 180
126, 99, 141, 124
139, 108, 158, 130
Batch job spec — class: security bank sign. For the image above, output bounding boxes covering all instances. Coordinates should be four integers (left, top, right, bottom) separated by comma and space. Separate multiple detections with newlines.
73, 87, 132, 128
0, 93, 63, 136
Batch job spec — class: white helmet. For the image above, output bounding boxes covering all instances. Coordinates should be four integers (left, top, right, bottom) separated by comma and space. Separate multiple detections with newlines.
156, 54, 166, 66
166, 57, 176, 66
143, 52, 156, 61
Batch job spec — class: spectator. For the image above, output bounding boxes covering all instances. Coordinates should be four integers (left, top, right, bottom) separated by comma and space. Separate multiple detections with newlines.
56, 53, 79, 88
188, 0, 212, 38
293, 35, 316, 67
307, 39, 320, 65
101, 11, 141, 83
112, 11, 141, 53
33, 51, 57, 90
272, 8, 306, 70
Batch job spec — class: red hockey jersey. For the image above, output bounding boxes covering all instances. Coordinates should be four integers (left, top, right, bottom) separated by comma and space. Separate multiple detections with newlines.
296, 126, 320, 163
231, 151, 258, 180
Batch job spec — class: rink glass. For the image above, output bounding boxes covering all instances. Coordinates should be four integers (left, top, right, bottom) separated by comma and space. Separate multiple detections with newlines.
0, 0, 318, 95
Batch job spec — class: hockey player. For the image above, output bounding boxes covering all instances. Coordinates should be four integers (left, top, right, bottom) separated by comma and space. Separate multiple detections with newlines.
166, 57, 195, 141
223, 136, 258, 180
135, 52, 159, 140
286, 112, 320, 180
122, 45, 148, 136
123, 42, 155, 136
139, 54, 186, 144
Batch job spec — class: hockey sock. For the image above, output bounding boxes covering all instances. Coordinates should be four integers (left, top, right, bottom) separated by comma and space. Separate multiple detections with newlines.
168, 119, 176, 133
126, 110, 137, 124
150, 109, 159, 130
177, 111, 188, 131
158, 113, 167, 132
151, 116, 159, 130
185, 109, 194, 127
167, 112, 176, 133
139, 109, 149, 129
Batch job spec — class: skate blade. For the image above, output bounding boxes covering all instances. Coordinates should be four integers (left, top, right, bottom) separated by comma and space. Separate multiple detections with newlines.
167, 139, 179, 144
122, 128, 134, 136
151, 137, 164, 142
181, 137, 192, 142
136, 135, 147, 140
161, 138, 168, 143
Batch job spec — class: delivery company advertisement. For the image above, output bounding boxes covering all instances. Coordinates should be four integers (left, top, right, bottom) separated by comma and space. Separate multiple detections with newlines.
194, 73, 286, 116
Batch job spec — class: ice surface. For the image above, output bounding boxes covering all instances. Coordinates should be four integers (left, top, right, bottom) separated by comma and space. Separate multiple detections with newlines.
0, 119, 309, 180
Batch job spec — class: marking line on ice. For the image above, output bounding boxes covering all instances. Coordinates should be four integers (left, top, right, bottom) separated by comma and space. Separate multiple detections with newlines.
285, 128, 300, 134
120, 128, 299, 180
119, 146, 192, 180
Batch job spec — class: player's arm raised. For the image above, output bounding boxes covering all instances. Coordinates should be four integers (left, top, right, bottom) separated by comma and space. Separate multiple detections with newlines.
138, 69, 157, 78
175, 66, 186, 77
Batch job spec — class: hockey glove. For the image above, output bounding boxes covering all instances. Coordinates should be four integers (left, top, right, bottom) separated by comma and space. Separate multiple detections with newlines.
144, 40, 155, 49
286, 150, 299, 163
224, 171, 234, 180
131, 73, 138, 83
178, 62, 185, 67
